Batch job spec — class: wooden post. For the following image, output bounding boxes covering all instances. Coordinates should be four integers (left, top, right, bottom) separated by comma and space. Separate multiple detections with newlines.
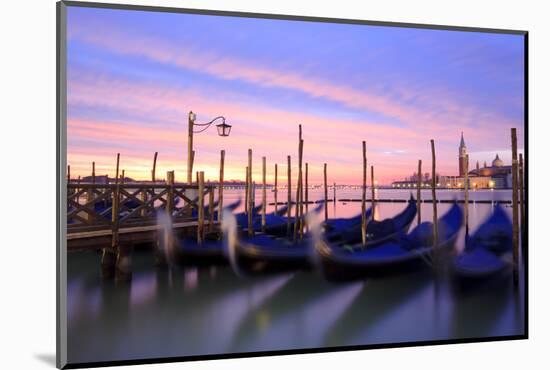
152, 152, 158, 182
464, 154, 469, 235
252, 181, 256, 209
287, 155, 292, 236
370, 165, 375, 211
114, 153, 120, 185
511, 128, 519, 285
298, 125, 304, 239
87, 163, 95, 221
76, 176, 81, 204
103, 161, 121, 276
143, 153, 157, 217
113, 153, 120, 207
519, 153, 525, 238
430, 140, 438, 251
166, 171, 175, 216
187, 112, 194, 184
417, 160, 422, 225
324, 163, 328, 222
248, 149, 253, 237
361, 141, 367, 246
305, 163, 309, 214
198, 171, 205, 245
245, 166, 249, 215
208, 186, 214, 232
67, 165, 70, 182
294, 139, 304, 241
333, 182, 336, 204
121, 170, 125, 184
190, 151, 195, 181
274, 164, 278, 213
262, 157, 267, 233
219, 150, 225, 221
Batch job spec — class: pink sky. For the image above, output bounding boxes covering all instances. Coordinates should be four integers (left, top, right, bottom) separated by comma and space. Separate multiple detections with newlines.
66, 7, 525, 185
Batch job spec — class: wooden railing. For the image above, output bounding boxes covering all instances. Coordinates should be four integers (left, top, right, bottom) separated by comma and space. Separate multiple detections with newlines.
67, 183, 215, 238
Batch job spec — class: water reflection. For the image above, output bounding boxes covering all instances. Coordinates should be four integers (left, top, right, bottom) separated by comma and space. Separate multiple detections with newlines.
67, 190, 525, 365
323, 271, 432, 346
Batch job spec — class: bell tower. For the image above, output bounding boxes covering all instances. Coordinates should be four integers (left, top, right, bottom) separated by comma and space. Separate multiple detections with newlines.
459, 132, 467, 176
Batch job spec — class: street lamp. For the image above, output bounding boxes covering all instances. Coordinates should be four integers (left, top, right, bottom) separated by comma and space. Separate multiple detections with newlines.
187, 111, 231, 184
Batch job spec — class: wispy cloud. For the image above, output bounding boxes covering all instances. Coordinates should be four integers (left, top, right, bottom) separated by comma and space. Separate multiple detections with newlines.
66, 8, 524, 184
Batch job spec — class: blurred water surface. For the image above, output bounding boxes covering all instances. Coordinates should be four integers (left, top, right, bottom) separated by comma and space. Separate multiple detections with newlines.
67, 189, 525, 364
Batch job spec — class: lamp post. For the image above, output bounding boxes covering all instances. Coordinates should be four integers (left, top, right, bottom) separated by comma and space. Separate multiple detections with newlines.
187, 111, 232, 184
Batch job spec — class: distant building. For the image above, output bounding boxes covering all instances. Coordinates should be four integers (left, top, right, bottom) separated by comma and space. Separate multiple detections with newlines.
458, 131, 467, 177
392, 133, 513, 189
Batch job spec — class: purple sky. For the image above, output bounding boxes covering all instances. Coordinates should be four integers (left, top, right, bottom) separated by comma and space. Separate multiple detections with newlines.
66, 6, 525, 184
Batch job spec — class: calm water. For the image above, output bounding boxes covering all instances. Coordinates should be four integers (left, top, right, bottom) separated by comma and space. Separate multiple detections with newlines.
67, 189, 525, 364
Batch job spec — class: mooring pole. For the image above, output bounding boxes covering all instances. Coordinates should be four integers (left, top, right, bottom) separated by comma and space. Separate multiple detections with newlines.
519, 153, 525, 240
262, 157, 267, 232
274, 164, 278, 213
417, 160, 422, 225
511, 128, 519, 285
219, 150, 225, 221
299, 125, 304, 239
87, 162, 95, 221
362, 141, 367, 247
101, 153, 120, 278
324, 163, 328, 222
430, 140, 438, 252
305, 163, 309, 214
248, 149, 254, 237
208, 185, 214, 232
294, 139, 304, 241
197, 171, 205, 245
152, 152, 158, 182
197, 171, 204, 245
92, 161, 96, 184
187, 112, 195, 218
245, 166, 249, 215
464, 154, 469, 236
156, 170, 174, 265
187, 112, 194, 184
287, 155, 292, 236
371, 165, 375, 212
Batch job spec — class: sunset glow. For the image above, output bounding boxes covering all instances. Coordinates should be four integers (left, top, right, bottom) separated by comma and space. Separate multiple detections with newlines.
67, 7, 525, 184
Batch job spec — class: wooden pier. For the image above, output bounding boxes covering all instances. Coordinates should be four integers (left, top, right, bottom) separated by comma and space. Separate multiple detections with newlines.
67, 182, 217, 252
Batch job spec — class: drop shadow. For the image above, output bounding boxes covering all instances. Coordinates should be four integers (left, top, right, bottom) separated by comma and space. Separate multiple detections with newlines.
34, 353, 56, 367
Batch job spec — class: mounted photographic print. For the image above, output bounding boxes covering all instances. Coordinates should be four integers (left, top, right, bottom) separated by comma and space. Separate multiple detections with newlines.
57, 1, 528, 368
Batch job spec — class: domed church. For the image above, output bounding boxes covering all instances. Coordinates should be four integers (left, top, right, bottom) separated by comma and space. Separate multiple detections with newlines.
469, 153, 512, 178
438, 133, 514, 189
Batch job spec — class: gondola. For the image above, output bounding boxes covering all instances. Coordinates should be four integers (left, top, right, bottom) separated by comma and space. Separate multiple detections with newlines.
451, 205, 513, 289
332, 195, 417, 245
176, 205, 289, 266
256, 203, 323, 237
314, 203, 463, 281
192, 198, 242, 221
232, 200, 419, 275
231, 234, 312, 273
324, 207, 373, 240
234, 204, 264, 227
